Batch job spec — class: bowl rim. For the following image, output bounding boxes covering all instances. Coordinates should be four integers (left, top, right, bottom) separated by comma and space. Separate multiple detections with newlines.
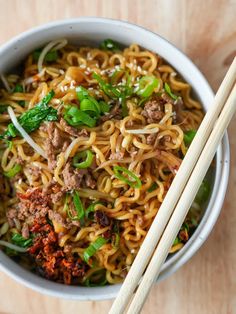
0, 17, 230, 300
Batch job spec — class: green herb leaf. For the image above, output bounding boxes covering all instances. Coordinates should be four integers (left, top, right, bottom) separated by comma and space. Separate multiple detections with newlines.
4, 164, 22, 178
113, 166, 142, 189
100, 39, 120, 51
164, 83, 178, 100
184, 130, 197, 146
73, 150, 94, 169
11, 233, 33, 248
1, 90, 56, 139
33, 49, 58, 62
83, 237, 108, 264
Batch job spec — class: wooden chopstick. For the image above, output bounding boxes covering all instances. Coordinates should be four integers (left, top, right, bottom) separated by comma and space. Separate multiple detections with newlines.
109, 57, 236, 314
127, 81, 236, 314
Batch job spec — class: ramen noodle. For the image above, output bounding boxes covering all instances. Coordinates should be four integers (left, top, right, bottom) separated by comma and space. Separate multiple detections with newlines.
0, 39, 210, 286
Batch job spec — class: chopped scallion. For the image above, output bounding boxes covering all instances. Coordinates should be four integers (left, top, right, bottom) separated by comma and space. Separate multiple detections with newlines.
73, 150, 94, 169
164, 82, 178, 100
4, 164, 22, 178
136, 76, 159, 98
83, 237, 108, 264
113, 166, 142, 189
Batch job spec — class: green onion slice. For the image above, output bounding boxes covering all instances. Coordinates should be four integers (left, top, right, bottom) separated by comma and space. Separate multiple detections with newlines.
83, 237, 108, 264
136, 76, 159, 98
184, 130, 197, 146
67, 191, 85, 224
164, 82, 178, 100
80, 99, 100, 117
64, 105, 96, 128
99, 101, 110, 113
73, 150, 94, 169
112, 233, 120, 248
113, 166, 142, 189
11, 233, 33, 248
4, 164, 22, 178
92, 73, 122, 99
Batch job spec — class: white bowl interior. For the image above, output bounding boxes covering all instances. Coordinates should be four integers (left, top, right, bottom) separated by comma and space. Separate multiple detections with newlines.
0, 18, 230, 300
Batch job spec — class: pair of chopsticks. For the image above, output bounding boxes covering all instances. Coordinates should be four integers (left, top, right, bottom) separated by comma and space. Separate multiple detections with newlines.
109, 57, 236, 314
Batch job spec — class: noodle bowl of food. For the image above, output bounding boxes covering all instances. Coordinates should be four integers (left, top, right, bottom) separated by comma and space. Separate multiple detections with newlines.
0, 18, 229, 300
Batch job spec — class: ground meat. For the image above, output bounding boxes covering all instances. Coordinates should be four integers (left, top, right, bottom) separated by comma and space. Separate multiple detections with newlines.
141, 98, 165, 123
99, 104, 122, 123
43, 181, 65, 203
94, 210, 110, 227
109, 151, 125, 160
27, 166, 41, 179
84, 171, 96, 189
6, 208, 17, 227
62, 163, 86, 190
17, 188, 51, 221
48, 210, 66, 226
28, 218, 87, 284
45, 122, 70, 170
15, 157, 24, 166
21, 223, 29, 239
60, 118, 89, 137
62, 163, 96, 190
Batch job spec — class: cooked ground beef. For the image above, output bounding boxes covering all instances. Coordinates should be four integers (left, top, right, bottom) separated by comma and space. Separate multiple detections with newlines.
6, 188, 51, 225
141, 98, 165, 123
109, 151, 125, 160
60, 118, 89, 137
62, 163, 96, 191
45, 122, 70, 170
62, 163, 86, 190
21, 223, 29, 239
84, 171, 96, 189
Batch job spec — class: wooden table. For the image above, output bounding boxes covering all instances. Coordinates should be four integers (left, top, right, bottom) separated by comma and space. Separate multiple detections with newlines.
0, 1, 235, 313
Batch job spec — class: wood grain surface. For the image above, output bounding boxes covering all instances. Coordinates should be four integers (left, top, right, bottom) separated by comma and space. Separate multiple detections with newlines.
0, 1, 236, 313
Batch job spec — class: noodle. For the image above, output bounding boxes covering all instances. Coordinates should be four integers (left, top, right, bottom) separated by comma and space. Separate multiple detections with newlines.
0, 40, 207, 286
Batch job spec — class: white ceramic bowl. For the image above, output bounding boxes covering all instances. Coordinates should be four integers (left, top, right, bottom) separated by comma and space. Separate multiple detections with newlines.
0, 18, 230, 300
